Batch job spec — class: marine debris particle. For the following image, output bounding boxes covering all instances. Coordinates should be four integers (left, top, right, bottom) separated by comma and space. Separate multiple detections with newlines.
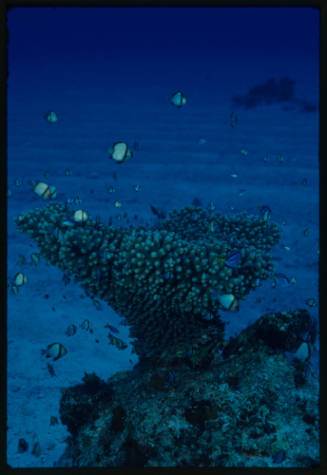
230, 112, 238, 127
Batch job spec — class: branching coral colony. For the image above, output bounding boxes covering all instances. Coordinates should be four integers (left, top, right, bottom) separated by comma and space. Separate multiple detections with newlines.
15, 203, 281, 362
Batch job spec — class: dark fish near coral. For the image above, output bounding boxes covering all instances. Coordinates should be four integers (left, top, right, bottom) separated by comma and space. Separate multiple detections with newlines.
192, 197, 202, 207
18, 438, 28, 453
225, 250, 241, 268
150, 204, 166, 219
271, 273, 290, 288
258, 205, 271, 222
108, 333, 127, 350
41, 342, 67, 361
30, 253, 41, 265
32, 441, 41, 457
47, 362, 56, 376
92, 299, 103, 311
80, 319, 91, 331
105, 323, 120, 334
62, 273, 71, 286
305, 298, 317, 307
50, 416, 58, 426
150, 204, 160, 217
11, 285, 19, 295
65, 324, 77, 336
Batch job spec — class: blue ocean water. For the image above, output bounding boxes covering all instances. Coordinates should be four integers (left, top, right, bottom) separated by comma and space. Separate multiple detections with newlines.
7, 7, 319, 468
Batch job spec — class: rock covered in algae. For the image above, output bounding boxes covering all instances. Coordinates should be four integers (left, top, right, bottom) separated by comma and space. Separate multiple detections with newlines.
15, 202, 281, 361
55, 309, 318, 467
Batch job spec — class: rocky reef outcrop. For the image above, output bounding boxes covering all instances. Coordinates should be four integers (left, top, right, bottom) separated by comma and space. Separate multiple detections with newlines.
55, 309, 318, 467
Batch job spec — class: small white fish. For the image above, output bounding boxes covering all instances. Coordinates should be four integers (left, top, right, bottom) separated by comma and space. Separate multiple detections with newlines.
294, 342, 311, 362
33, 182, 57, 200
108, 142, 133, 164
170, 90, 187, 108
215, 292, 238, 311
73, 210, 88, 223
42, 342, 67, 361
14, 272, 27, 287
44, 111, 58, 123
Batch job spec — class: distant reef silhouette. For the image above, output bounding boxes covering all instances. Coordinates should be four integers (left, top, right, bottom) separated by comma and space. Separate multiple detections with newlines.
232, 77, 317, 113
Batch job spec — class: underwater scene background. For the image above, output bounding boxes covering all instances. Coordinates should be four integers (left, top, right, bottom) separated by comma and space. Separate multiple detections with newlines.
7, 6, 319, 468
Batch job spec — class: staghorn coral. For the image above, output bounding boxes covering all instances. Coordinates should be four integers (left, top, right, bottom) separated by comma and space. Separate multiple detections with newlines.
15, 203, 281, 360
